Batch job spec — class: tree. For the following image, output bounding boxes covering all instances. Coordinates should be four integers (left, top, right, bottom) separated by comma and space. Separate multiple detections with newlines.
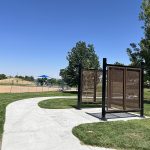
114, 62, 124, 66
0, 74, 7, 80
47, 78, 57, 85
47, 78, 63, 86
127, 0, 150, 81
15, 75, 35, 81
57, 79, 63, 86
24, 76, 34, 81
60, 41, 100, 87
59, 68, 70, 86
37, 78, 47, 86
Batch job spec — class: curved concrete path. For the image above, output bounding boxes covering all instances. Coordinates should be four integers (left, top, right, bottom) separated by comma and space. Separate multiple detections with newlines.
1, 96, 114, 150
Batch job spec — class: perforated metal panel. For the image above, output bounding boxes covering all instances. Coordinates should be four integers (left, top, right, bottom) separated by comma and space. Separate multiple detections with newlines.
81, 69, 102, 103
107, 67, 124, 110
107, 66, 141, 111
126, 69, 141, 110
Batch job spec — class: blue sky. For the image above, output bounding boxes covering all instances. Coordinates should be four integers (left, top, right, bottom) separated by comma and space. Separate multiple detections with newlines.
0, 0, 143, 78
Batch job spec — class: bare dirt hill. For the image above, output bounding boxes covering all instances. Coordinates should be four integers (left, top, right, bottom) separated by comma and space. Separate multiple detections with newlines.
0, 78, 35, 85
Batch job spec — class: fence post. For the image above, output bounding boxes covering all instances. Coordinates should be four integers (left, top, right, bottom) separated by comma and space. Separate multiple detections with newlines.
77, 63, 82, 109
102, 58, 107, 120
140, 61, 144, 117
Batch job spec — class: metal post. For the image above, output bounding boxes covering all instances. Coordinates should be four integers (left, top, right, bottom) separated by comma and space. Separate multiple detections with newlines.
107, 67, 111, 108
102, 58, 107, 120
140, 62, 144, 117
77, 63, 82, 109
94, 71, 97, 102
123, 68, 126, 110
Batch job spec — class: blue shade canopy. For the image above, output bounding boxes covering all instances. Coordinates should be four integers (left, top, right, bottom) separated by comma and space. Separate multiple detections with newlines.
38, 75, 49, 78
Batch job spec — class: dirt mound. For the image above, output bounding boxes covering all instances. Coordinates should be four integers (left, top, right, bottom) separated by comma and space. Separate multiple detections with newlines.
0, 78, 35, 85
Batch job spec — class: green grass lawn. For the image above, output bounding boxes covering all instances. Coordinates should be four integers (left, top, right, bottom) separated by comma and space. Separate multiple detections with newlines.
144, 88, 150, 116
0, 91, 75, 139
72, 119, 150, 150
38, 98, 101, 109
38, 98, 77, 109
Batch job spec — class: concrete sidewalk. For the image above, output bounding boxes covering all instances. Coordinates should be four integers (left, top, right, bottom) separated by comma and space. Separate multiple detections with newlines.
1, 96, 142, 150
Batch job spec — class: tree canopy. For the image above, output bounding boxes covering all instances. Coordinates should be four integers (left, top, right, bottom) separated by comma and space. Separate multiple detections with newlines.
114, 62, 124, 66
60, 41, 100, 87
0, 74, 7, 80
15, 75, 35, 81
127, 0, 150, 81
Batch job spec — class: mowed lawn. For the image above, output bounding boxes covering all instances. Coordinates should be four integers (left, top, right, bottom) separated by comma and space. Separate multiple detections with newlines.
72, 119, 150, 150
38, 98, 101, 109
0, 91, 76, 140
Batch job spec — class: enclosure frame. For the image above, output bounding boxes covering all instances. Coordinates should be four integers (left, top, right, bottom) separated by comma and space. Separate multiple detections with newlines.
77, 64, 102, 109
101, 58, 144, 120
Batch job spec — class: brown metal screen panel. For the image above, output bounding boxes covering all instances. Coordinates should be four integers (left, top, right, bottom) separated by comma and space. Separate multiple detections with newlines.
107, 66, 141, 112
96, 71, 102, 102
125, 69, 141, 110
81, 70, 102, 103
107, 67, 124, 110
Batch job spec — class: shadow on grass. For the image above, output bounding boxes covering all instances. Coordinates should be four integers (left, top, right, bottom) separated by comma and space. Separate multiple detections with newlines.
81, 104, 101, 108
62, 91, 78, 94
59, 103, 101, 109
144, 100, 150, 104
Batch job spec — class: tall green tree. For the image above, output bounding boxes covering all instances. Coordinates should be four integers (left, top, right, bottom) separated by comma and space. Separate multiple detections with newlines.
60, 41, 100, 87
47, 78, 57, 85
127, 0, 150, 81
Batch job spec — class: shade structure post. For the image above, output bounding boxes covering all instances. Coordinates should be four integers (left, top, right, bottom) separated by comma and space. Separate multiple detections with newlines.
102, 58, 107, 120
77, 63, 82, 109
140, 61, 144, 117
